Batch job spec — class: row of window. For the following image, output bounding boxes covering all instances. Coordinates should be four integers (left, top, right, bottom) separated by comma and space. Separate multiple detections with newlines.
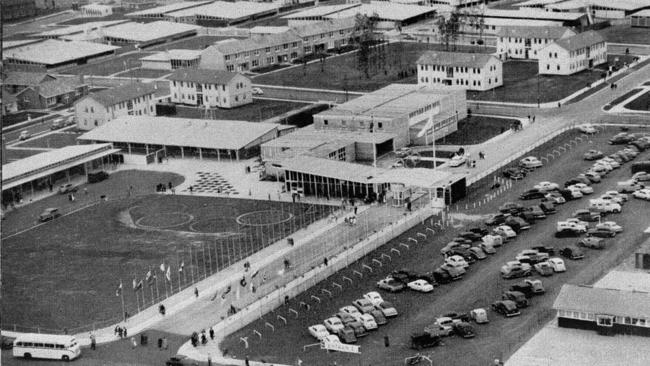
15, 342, 67, 349
322, 119, 385, 129
558, 310, 650, 327
408, 101, 440, 119
173, 93, 248, 104
328, 147, 347, 161
420, 77, 496, 87
500, 37, 551, 45
172, 81, 228, 91
303, 28, 351, 42
224, 42, 299, 61
420, 64, 487, 74
507, 48, 537, 57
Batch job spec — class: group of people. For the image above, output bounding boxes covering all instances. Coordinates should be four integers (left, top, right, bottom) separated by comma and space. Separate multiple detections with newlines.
114, 325, 128, 339
190, 328, 215, 347
155, 181, 175, 194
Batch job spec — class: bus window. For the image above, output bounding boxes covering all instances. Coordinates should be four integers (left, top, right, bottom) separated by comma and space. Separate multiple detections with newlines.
35, 343, 44, 347
56, 344, 64, 349
24, 342, 33, 347
45, 343, 54, 348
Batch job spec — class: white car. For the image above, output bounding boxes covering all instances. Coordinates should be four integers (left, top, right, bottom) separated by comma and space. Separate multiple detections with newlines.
598, 158, 620, 169
493, 225, 516, 239
324, 317, 345, 333
632, 188, 650, 201
577, 124, 597, 134
308, 324, 330, 340
322, 334, 341, 344
566, 186, 584, 199
390, 161, 404, 169
479, 242, 496, 254
18, 130, 31, 141
340, 305, 362, 318
482, 234, 504, 247
363, 291, 384, 307
395, 147, 412, 158
604, 190, 628, 202
470, 308, 489, 324
448, 154, 467, 167
251, 87, 264, 95
632, 172, 650, 182
534, 181, 559, 192
593, 162, 613, 172
547, 257, 566, 272
407, 279, 434, 293
569, 183, 593, 195
563, 218, 589, 228
520, 156, 542, 169
515, 249, 549, 263
544, 193, 566, 204
556, 220, 587, 233
596, 221, 623, 233
358, 314, 378, 330
445, 255, 469, 269
600, 194, 625, 205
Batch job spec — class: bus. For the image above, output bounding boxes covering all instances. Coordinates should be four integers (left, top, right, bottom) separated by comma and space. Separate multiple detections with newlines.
12, 333, 81, 361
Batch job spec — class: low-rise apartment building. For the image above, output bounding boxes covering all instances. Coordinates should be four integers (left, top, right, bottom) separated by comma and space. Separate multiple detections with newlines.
538, 30, 606, 75
168, 68, 252, 109
416, 51, 503, 91
292, 18, 356, 54
496, 26, 576, 60
15, 77, 88, 110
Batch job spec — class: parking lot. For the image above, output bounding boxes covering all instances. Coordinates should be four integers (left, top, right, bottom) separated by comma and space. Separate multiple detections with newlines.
220, 127, 650, 366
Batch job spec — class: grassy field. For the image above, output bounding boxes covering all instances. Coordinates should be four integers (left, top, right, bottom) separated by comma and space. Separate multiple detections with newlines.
61, 52, 155, 76
624, 90, 650, 111
173, 99, 308, 122
113, 68, 172, 79
600, 25, 650, 45
1, 170, 329, 331
2, 111, 48, 126
603, 88, 644, 110
436, 115, 519, 145
14, 132, 81, 149
253, 42, 493, 92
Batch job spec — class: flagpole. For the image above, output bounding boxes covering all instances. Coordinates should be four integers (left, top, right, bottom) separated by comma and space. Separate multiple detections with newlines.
208, 241, 213, 275
189, 246, 195, 284
203, 242, 207, 279
119, 280, 126, 321
154, 274, 160, 302
133, 278, 141, 313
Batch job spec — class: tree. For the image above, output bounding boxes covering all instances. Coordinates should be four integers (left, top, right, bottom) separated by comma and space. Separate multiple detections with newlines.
353, 13, 377, 79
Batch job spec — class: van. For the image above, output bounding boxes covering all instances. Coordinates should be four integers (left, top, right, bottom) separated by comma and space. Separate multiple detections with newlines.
588, 199, 621, 214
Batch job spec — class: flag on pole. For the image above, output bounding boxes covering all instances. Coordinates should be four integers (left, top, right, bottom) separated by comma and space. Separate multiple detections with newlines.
179, 261, 184, 273
133, 279, 143, 291
116, 281, 123, 297
165, 266, 171, 282
160, 263, 166, 272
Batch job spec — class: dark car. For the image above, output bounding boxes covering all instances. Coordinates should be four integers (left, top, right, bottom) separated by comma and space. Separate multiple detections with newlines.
447, 247, 477, 264
369, 309, 388, 326
524, 206, 546, 220
502, 291, 529, 308
555, 229, 584, 238
337, 327, 358, 344
458, 231, 483, 242
572, 209, 601, 222
413, 272, 438, 287
631, 139, 650, 151
441, 311, 471, 322
410, 332, 442, 350
377, 278, 406, 292
38, 207, 61, 222
485, 213, 510, 226
468, 226, 489, 236
452, 322, 476, 338
499, 202, 524, 214
564, 178, 585, 187
587, 228, 616, 238
389, 269, 418, 284
88, 171, 109, 183
491, 300, 520, 317
609, 134, 633, 145
432, 268, 453, 284
166, 355, 199, 366
503, 167, 526, 180
560, 246, 585, 260
510, 282, 536, 298
504, 216, 531, 233
450, 237, 473, 245
530, 246, 555, 255
539, 201, 557, 214
519, 189, 545, 200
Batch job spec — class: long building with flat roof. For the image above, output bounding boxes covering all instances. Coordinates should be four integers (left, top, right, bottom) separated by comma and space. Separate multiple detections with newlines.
126, 1, 213, 19
165, 1, 279, 26
2, 40, 120, 70
100, 21, 201, 47
480, 8, 589, 26
35, 20, 130, 39
325, 2, 438, 29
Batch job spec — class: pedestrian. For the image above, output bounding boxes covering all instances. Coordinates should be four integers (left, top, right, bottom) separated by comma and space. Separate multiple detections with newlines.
159, 304, 166, 315
158, 337, 163, 349
71, 194, 75, 202
245, 356, 250, 366
84, 187, 88, 195
201, 333, 207, 345
208, 353, 212, 366
558, 101, 561, 108
189, 185, 193, 193
209, 327, 214, 340
533, 115, 536, 123
324, 257, 328, 266
68, 193, 72, 201
49, 183, 53, 192
292, 193, 296, 203
90, 333, 96, 350
194, 287, 199, 298
123, 327, 127, 338
354, 206, 358, 215
131, 337, 137, 349
118, 327, 123, 338
114, 325, 120, 337
168, 181, 172, 190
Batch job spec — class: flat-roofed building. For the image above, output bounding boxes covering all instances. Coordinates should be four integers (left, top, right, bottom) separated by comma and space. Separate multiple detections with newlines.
74, 83, 157, 130
2, 40, 120, 70
165, 1, 279, 26
78, 116, 282, 162
416, 51, 503, 91
35, 20, 129, 39
100, 21, 201, 48
282, 3, 362, 26
200, 31, 303, 72
80, 3, 113, 17
325, 2, 438, 29
496, 26, 576, 60
126, 1, 212, 17
292, 18, 357, 54
518, 0, 565, 9
479, 8, 589, 27
538, 30, 606, 75
140, 49, 202, 70
168, 68, 252, 108
545, 0, 650, 20
631, 9, 650, 27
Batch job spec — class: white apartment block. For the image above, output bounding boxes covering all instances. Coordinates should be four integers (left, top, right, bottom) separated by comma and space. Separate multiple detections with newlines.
292, 17, 356, 54
74, 83, 157, 130
416, 51, 503, 91
538, 30, 607, 75
168, 69, 252, 109
497, 25, 576, 60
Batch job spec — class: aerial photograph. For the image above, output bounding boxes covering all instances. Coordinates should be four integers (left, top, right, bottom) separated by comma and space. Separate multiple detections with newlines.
1, 0, 650, 365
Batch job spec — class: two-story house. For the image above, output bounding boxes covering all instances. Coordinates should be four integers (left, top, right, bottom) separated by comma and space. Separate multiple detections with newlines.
2, 71, 56, 94
538, 30, 607, 75
168, 68, 252, 109
15, 77, 89, 110
292, 18, 356, 55
200, 31, 303, 72
496, 26, 576, 60
416, 51, 503, 91
74, 83, 157, 130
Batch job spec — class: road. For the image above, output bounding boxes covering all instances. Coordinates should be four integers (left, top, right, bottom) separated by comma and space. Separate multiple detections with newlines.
218, 128, 650, 366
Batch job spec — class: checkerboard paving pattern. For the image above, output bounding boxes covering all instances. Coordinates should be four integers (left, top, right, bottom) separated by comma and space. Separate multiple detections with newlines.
184, 171, 239, 195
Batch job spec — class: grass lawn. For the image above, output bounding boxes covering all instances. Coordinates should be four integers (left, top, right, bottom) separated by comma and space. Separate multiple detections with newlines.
173, 99, 308, 122
624, 90, 650, 111
114, 68, 172, 79
14, 132, 81, 149
468, 60, 606, 104
1, 173, 329, 331
599, 25, 650, 45
603, 88, 644, 110
435, 115, 519, 145
2, 111, 48, 126
60, 52, 155, 76
253, 42, 492, 92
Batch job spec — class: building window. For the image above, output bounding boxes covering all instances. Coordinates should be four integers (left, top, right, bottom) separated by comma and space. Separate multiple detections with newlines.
597, 315, 613, 327
377, 122, 382, 129
265, 47, 270, 52
324, 119, 328, 125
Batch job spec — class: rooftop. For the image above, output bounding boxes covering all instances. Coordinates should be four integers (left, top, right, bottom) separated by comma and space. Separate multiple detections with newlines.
553, 284, 650, 319
207, 31, 301, 55
250, 26, 291, 34
167, 68, 240, 84
518, 0, 566, 7
552, 30, 605, 51
416, 51, 498, 68
317, 84, 464, 120
2, 71, 53, 86
595, 271, 650, 293
632, 9, 650, 16
126, 1, 213, 17
496, 25, 575, 39
292, 18, 356, 37
35, 20, 129, 38
140, 49, 202, 62
166, 1, 278, 20
281, 3, 361, 19
2, 39, 42, 50
325, 2, 437, 21
101, 21, 200, 43
2, 40, 119, 66
28, 78, 85, 98
548, 0, 650, 11
263, 124, 395, 150
79, 116, 281, 151
482, 8, 587, 21
83, 83, 157, 107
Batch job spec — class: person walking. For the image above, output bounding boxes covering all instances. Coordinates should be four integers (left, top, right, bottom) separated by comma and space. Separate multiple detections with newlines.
201, 333, 207, 345
123, 328, 127, 338
208, 353, 212, 366
194, 287, 199, 298
209, 327, 215, 340
90, 333, 96, 350
162, 337, 168, 350
131, 337, 137, 349
158, 338, 163, 349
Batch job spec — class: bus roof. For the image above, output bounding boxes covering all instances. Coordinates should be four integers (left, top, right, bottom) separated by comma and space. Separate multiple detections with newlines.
14, 333, 76, 343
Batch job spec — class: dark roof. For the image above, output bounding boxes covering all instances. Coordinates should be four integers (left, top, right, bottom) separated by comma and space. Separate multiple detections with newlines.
2, 88, 17, 104
553, 284, 650, 318
416, 51, 498, 68
167, 68, 240, 85
496, 26, 574, 39
38, 78, 86, 98
553, 30, 605, 52
3, 71, 54, 86
86, 83, 157, 107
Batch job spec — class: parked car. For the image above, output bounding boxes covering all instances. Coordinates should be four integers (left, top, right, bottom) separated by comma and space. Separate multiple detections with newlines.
395, 147, 412, 158
444, 255, 470, 269
539, 201, 557, 215
478, 243, 496, 255
324, 317, 345, 333
493, 225, 517, 240
409, 332, 441, 350
511, 279, 545, 297
358, 314, 378, 330
515, 249, 549, 264
500, 261, 531, 279
572, 209, 600, 222
340, 305, 362, 319
50, 118, 64, 130
578, 237, 605, 249
376, 301, 398, 317
251, 87, 264, 95
439, 264, 465, 280
499, 202, 524, 214
441, 241, 470, 256
448, 154, 468, 167
520, 188, 545, 200
632, 188, 650, 200
491, 300, 520, 317
353, 299, 375, 314
345, 320, 368, 338
482, 234, 504, 247
458, 231, 483, 242
38, 207, 61, 222
337, 327, 357, 344
502, 291, 528, 308
369, 309, 387, 326
58, 183, 78, 194
453, 322, 476, 338
505, 216, 531, 232
432, 268, 453, 284
544, 192, 566, 204
485, 213, 510, 226
530, 246, 555, 256
468, 226, 489, 236
533, 261, 554, 276
584, 150, 604, 160
569, 183, 593, 195
577, 124, 597, 134
376, 278, 405, 292
586, 227, 616, 238
556, 220, 587, 234
617, 180, 644, 193
523, 206, 546, 220
534, 181, 559, 192
18, 130, 31, 141
596, 221, 623, 233
468, 247, 487, 260
407, 279, 434, 293
632, 172, 650, 182
609, 133, 632, 145
166, 355, 199, 366
547, 257, 566, 272
469, 308, 489, 324
363, 292, 384, 307
560, 246, 585, 260
583, 172, 602, 183
520, 156, 542, 169
503, 167, 526, 180
308, 324, 330, 340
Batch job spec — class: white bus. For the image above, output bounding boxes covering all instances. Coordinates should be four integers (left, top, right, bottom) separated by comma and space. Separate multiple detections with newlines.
12, 333, 81, 361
